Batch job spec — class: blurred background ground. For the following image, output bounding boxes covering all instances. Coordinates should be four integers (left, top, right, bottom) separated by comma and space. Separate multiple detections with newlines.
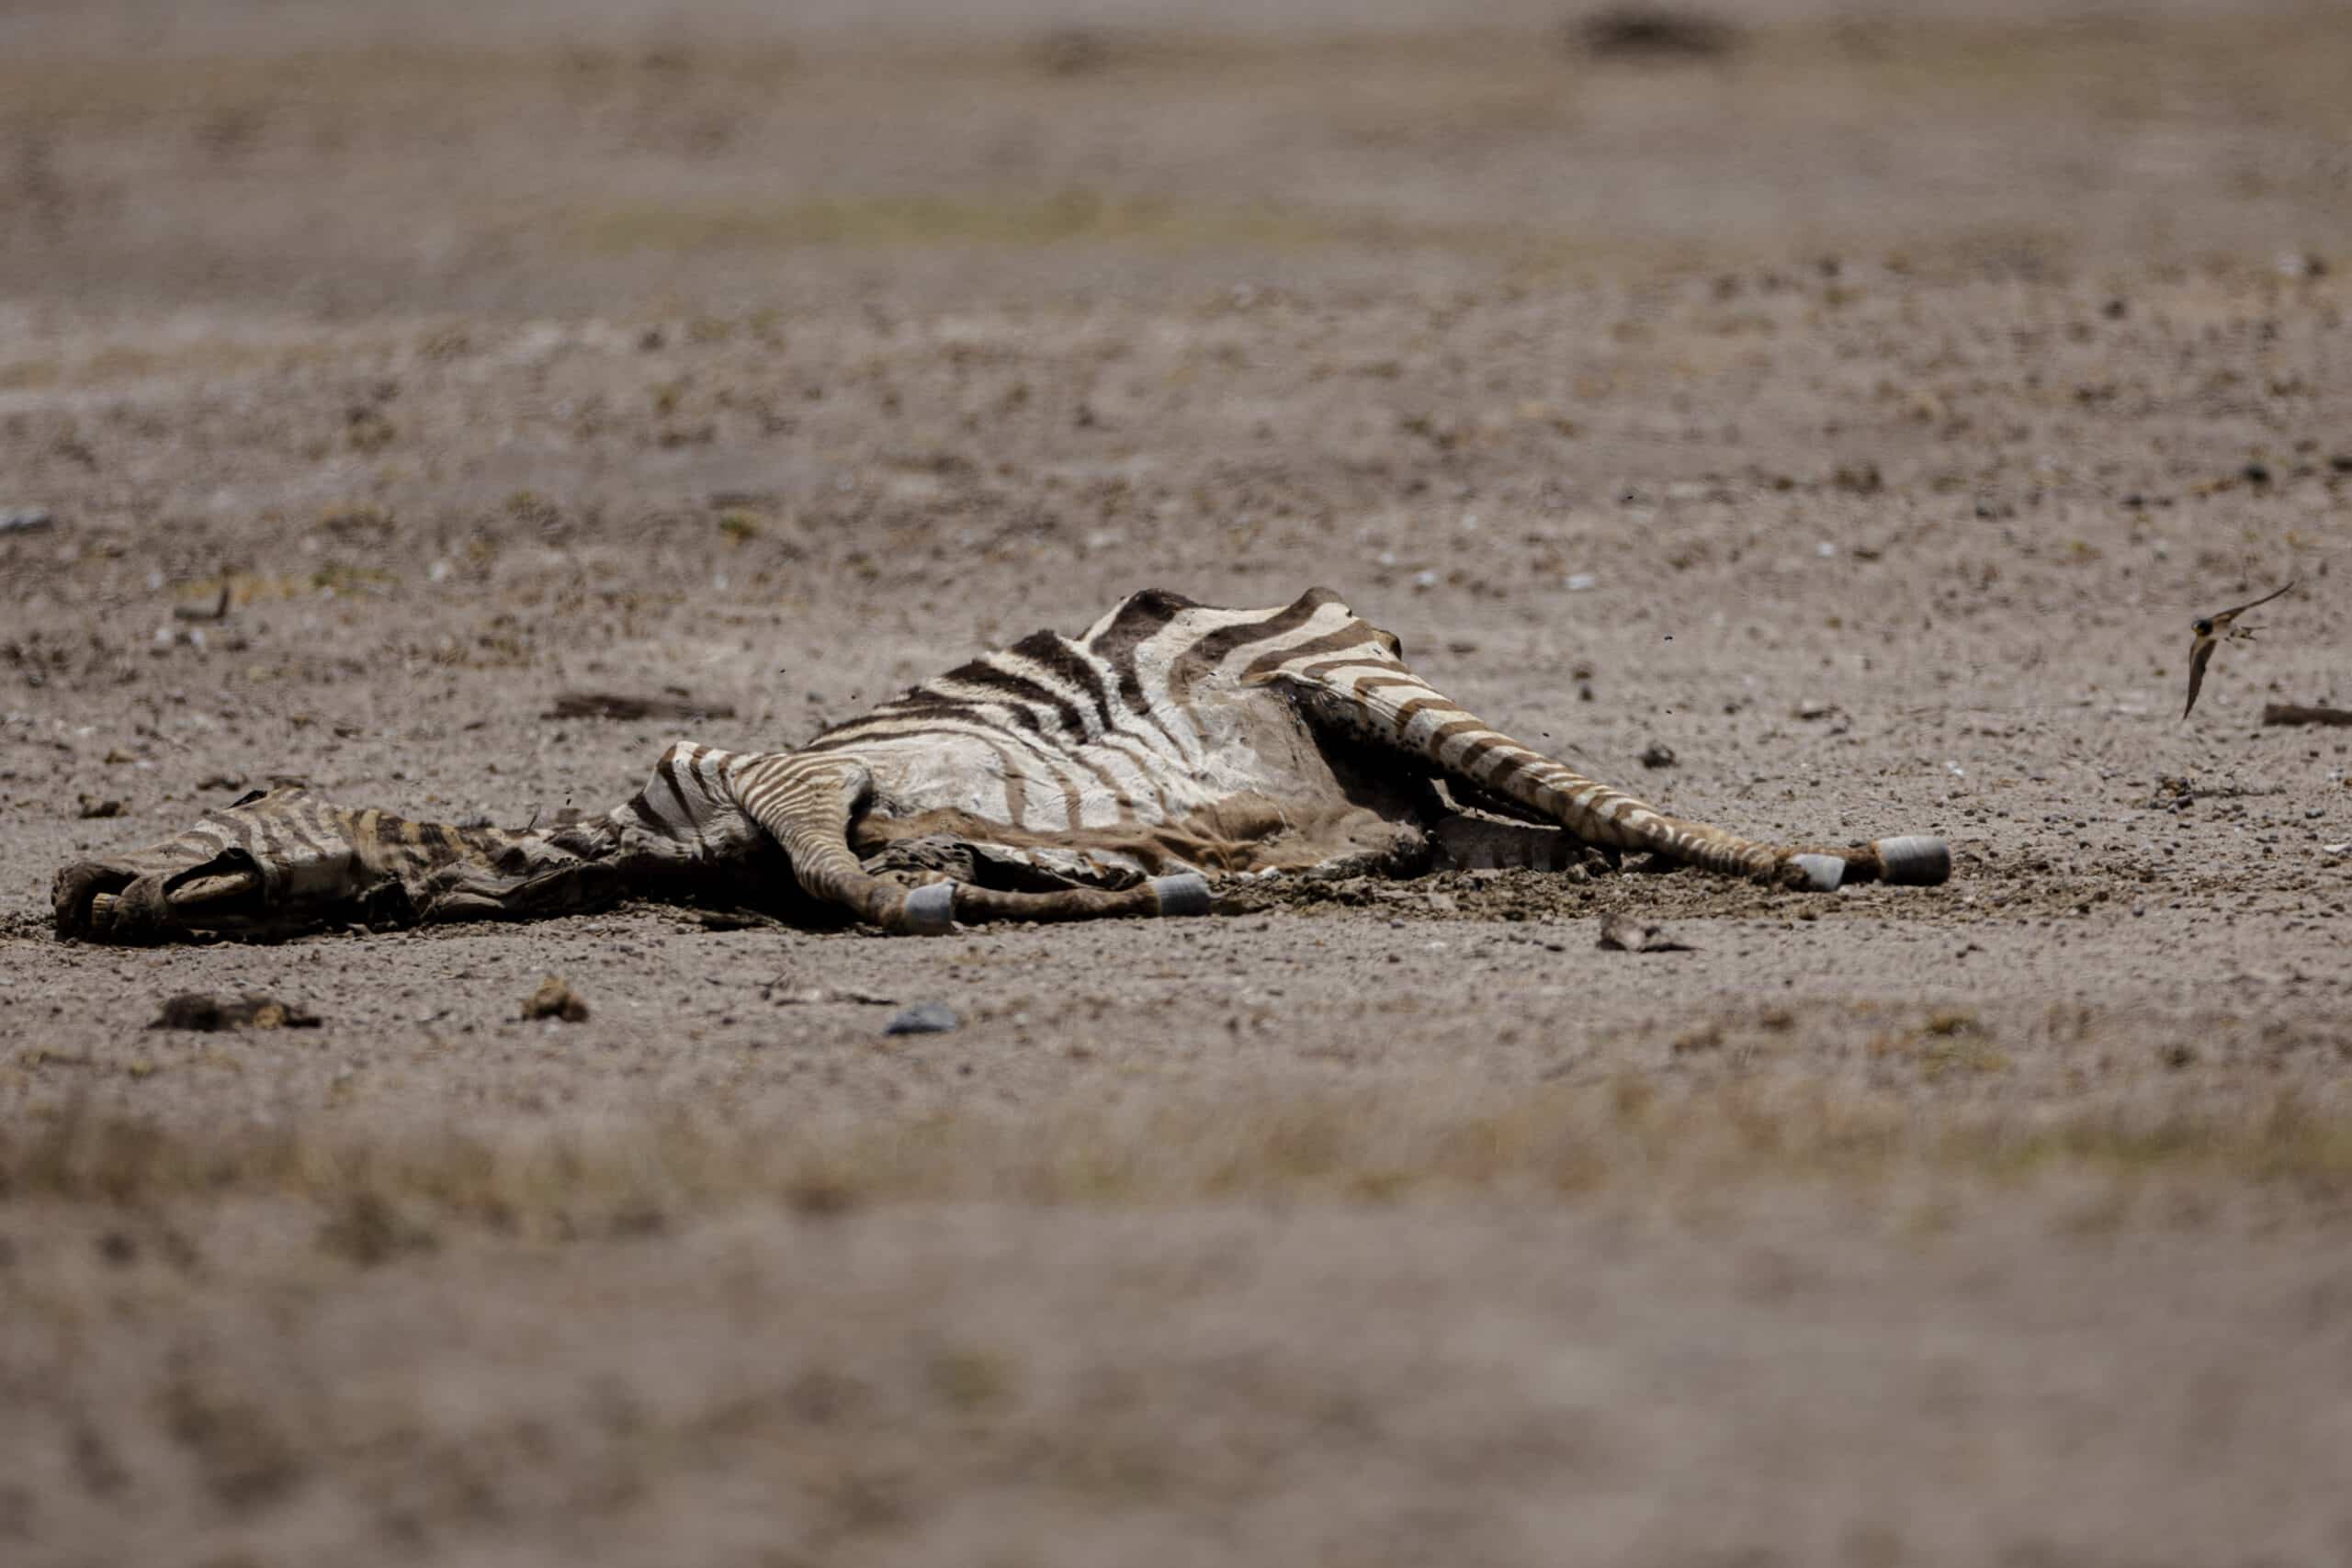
4, 2, 2351, 1564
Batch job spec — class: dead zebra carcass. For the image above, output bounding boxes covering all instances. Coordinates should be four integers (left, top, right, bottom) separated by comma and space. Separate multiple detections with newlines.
53, 588, 1947, 943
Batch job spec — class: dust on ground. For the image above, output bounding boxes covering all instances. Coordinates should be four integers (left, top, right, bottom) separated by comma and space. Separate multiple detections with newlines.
5, 3, 2352, 1564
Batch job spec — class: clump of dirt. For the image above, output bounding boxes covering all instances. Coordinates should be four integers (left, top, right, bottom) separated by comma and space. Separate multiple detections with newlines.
545, 691, 736, 720
521, 976, 590, 1022
148, 994, 322, 1031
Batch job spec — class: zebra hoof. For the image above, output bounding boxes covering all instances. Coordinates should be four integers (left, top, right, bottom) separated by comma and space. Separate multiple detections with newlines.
899, 881, 957, 935
1788, 853, 1847, 892
1148, 873, 1214, 917
1872, 835, 1951, 886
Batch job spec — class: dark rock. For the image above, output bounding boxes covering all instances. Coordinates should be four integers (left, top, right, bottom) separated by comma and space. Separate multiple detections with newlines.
885, 1001, 961, 1035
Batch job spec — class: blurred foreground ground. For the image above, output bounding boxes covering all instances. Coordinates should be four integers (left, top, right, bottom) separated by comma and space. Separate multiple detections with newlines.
4, 2, 2351, 1563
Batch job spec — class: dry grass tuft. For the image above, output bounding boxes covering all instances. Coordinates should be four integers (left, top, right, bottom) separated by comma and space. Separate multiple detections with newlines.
7, 1082, 2351, 1245
557, 192, 1673, 271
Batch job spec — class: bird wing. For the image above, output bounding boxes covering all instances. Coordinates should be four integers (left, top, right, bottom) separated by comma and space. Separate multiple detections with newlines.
2182, 634, 2219, 718
2209, 580, 2296, 624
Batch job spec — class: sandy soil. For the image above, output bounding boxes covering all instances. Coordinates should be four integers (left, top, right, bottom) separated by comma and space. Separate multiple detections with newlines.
5, 3, 2352, 1563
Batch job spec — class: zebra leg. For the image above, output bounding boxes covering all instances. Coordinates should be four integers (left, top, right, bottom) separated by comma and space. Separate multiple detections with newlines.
925, 876, 1214, 927
722, 750, 1209, 933
1278, 671, 1947, 891
720, 753, 933, 931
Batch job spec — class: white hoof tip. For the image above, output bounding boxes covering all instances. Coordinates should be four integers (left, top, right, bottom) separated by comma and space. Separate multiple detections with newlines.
899, 882, 957, 935
1873, 836, 1951, 886
1150, 873, 1214, 917
1789, 853, 1847, 892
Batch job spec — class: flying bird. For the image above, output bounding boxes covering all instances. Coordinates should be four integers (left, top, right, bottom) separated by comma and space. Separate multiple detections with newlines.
2182, 580, 2294, 718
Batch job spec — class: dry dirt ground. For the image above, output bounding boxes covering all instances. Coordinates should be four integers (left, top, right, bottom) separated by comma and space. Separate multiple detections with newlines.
6, 3, 2352, 1564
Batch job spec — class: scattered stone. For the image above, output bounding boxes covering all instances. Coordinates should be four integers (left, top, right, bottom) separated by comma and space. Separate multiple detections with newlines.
1639, 741, 1677, 769
884, 1001, 961, 1035
522, 976, 590, 1022
545, 691, 737, 721
0, 507, 55, 536
150, 993, 322, 1032
1598, 913, 1694, 953
1793, 699, 1838, 721
76, 795, 125, 819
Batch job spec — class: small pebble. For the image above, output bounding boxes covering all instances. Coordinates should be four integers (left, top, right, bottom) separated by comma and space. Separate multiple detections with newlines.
885, 1001, 961, 1035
